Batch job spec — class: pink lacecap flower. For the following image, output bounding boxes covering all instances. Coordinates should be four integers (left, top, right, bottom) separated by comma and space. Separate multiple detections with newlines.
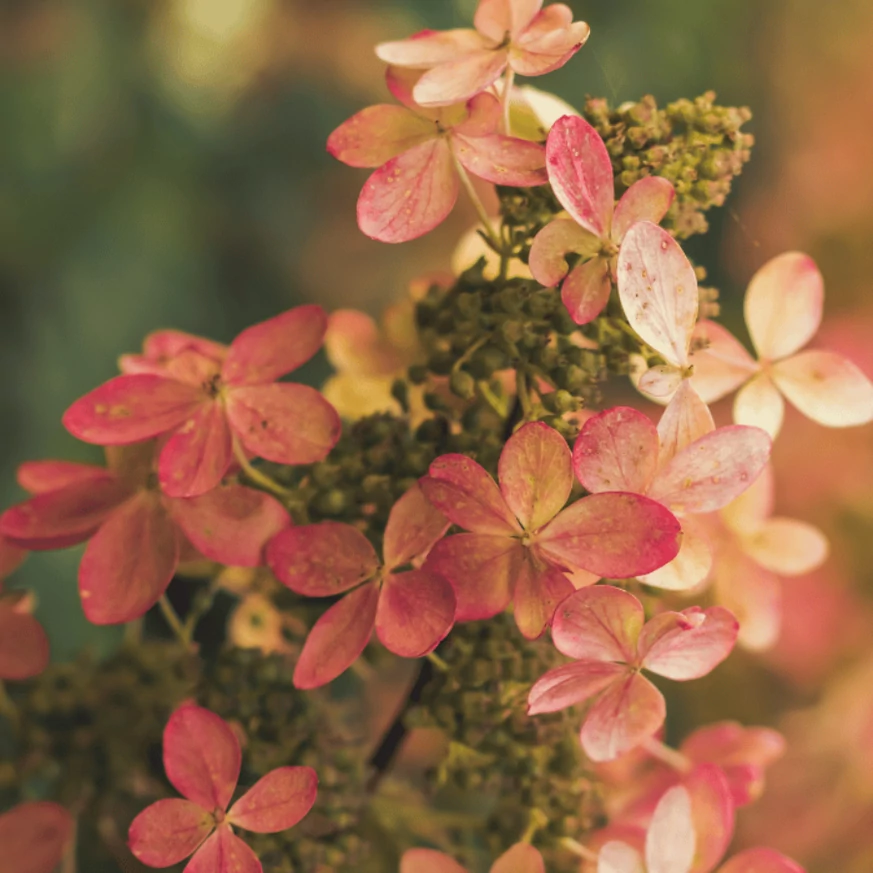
527, 586, 738, 761
401, 841, 544, 873
376, 0, 590, 107
689, 252, 873, 438
573, 403, 771, 591
266, 483, 454, 689
62, 305, 341, 499
420, 421, 682, 640
0, 801, 73, 873
0, 446, 290, 625
529, 115, 675, 324
0, 584, 50, 680
327, 67, 548, 244
128, 703, 317, 873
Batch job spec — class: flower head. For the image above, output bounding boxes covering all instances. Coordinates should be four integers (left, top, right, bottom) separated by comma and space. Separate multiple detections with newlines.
0, 801, 73, 873
128, 703, 317, 873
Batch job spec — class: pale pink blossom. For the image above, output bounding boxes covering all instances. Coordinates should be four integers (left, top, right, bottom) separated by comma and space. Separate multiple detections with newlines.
401, 842, 544, 873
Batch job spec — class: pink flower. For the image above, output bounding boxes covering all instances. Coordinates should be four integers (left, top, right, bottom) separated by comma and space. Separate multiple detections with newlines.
63, 305, 340, 498
0, 801, 73, 873
266, 484, 453, 689
530, 116, 675, 324
421, 421, 682, 640
527, 586, 738, 761
573, 405, 771, 591
327, 67, 547, 243
128, 703, 317, 873
690, 253, 873, 437
376, 1, 590, 107
0, 585, 49, 680
401, 842, 544, 873
0, 448, 290, 625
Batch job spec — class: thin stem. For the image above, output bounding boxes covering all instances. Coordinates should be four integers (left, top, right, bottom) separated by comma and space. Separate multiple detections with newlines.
452, 153, 502, 250
183, 581, 220, 641
560, 838, 599, 863
477, 380, 509, 418
521, 807, 548, 843
232, 439, 293, 500
516, 369, 533, 420
61, 817, 78, 873
501, 68, 516, 135
640, 736, 693, 773
158, 595, 189, 647
426, 651, 449, 672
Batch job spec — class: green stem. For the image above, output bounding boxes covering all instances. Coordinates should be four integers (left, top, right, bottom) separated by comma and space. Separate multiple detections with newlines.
502, 68, 516, 135
451, 153, 502, 250
516, 370, 533, 421
183, 581, 220, 641
158, 595, 189, 647
640, 735, 693, 773
232, 439, 293, 500
477, 380, 509, 417
426, 651, 450, 672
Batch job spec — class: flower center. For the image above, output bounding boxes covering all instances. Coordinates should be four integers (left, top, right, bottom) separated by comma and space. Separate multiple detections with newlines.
213, 807, 226, 825
203, 373, 224, 398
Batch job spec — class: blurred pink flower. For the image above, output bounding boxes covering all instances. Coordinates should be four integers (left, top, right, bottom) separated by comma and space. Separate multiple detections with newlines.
401, 842, 544, 873
0, 801, 73, 873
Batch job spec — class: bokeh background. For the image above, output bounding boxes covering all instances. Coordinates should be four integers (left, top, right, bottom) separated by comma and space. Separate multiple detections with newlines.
3, 1, 873, 869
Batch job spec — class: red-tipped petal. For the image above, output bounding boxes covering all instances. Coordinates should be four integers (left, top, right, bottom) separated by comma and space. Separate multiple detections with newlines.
490, 842, 546, 873
612, 177, 676, 242
536, 493, 681, 578
63, 374, 204, 445
645, 786, 696, 873
529, 218, 601, 287
16, 460, 108, 495
376, 29, 485, 67
527, 660, 624, 715
475, 0, 544, 41
226, 383, 340, 466
171, 485, 290, 567
572, 407, 660, 495
413, 50, 509, 107
0, 602, 49, 680
499, 421, 573, 532
293, 583, 379, 689
0, 801, 73, 873
78, 492, 179, 625
184, 825, 261, 873
164, 703, 241, 811
228, 766, 317, 833
513, 554, 573, 639
657, 381, 715, 463
639, 606, 738, 681
689, 320, 757, 404
401, 849, 468, 873
560, 257, 612, 325
128, 799, 214, 867
452, 133, 547, 186
266, 522, 378, 597
222, 305, 328, 386
683, 764, 735, 873
375, 569, 455, 657
717, 849, 805, 873
382, 483, 449, 571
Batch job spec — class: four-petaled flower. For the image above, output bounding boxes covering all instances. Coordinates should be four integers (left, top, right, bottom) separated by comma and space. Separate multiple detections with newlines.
0, 801, 73, 873
63, 305, 341, 498
689, 252, 873, 437
401, 842, 545, 873
528, 585, 738, 761
530, 115, 675, 325
128, 703, 317, 873
421, 421, 682, 640
376, 0, 590, 107
266, 484, 453, 689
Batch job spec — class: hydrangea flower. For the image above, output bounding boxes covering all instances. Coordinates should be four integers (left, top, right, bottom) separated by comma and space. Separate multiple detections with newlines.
527, 586, 738, 761
0, 585, 49, 680
690, 253, 873, 437
573, 405, 771, 590
401, 842, 544, 873
376, 0, 590, 107
0, 801, 73, 873
266, 484, 453, 689
529, 116, 675, 324
128, 703, 317, 873
0, 446, 289, 625
421, 422, 682, 639
63, 305, 340, 498
327, 68, 547, 243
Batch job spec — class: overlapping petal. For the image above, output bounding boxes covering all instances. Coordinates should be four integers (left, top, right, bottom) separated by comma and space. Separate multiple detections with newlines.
128, 798, 214, 866
598, 841, 645, 873
414, 50, 510, 107
382, 484, 449, 570
527, 660, 625, 715
452, 133, 548, 186
683, 764, 735, 873
638, 521, 712, 592
475, 0, 544, 40
513, 554, 573, 638
733, 375, 785, 439
227, 767, 318, 833
327, 105, 437, 168
645, 786, 695, 873
560, 257, 612, 325
16, 460, 109, 494
376, 29, 486, 68
612, 177, 676, 243
689, 321, 757, 404
528, 218, 601, 287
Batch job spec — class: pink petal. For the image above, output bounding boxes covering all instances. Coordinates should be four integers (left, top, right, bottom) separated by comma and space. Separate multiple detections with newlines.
171, 485, 289, 567
382, 483, 449, 571
513, 554, 574, 639
128, 798, 214, 866
16, 460, 108, 495
327, 105, 437, 168
717, 848, 805, 873
598, 842, 645, 873
413, 50, 509, 107
451, 92, 502, 137
78, 492, 179, 625
164, 703, 241, 811
733, 375, 784, 438
0, 801, 73, 873
612, 177, 676, 243
422, 533, 520, 621
63, 374, 204, 445
550, 584, 644, 663
490, 842, 546, 873
324, 309, 402, 375
689, 321, 757, 404
639, 606, 739, 680
509, 19, 591, 77
499, 421, 573, 532
401, 849, 468, 873
572, 407, 660, 495
529, 218, 601, 288
376, 29, 486, 67
536, 492, 681, 578
184, 825, 261, 873
638, 521, 712, 591
744, 252, 823, 361
292, 583, 379, 689
422, 454, 521, 534
527, 660, 625, 715
228, 766, 317, 833
222, 305, 328, 386
741, 517, 828, 576
385, 65, 431, 111
657, 380, 715, 463
581, 672, 666, 762
721, 463, 774, 533
158, 401, 232, 498
0, 539, 27, 579
617, 222, 698, 368
648, 425, 771, 515
683, 764, 735, 873
0, 602, 49, 679
266, 522, 379, 597
356, 138, 459, 243
645, 786, 696, 873
226, 383, 340, 465
545, 115, 614, 238
560, 257, 612, 325
475, 0, 544, 41
164, 350, 223, 387
712, 553, 781, 652
452, 133, 548, 186
375, 569, 456, 657
771, 349, 873, 427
